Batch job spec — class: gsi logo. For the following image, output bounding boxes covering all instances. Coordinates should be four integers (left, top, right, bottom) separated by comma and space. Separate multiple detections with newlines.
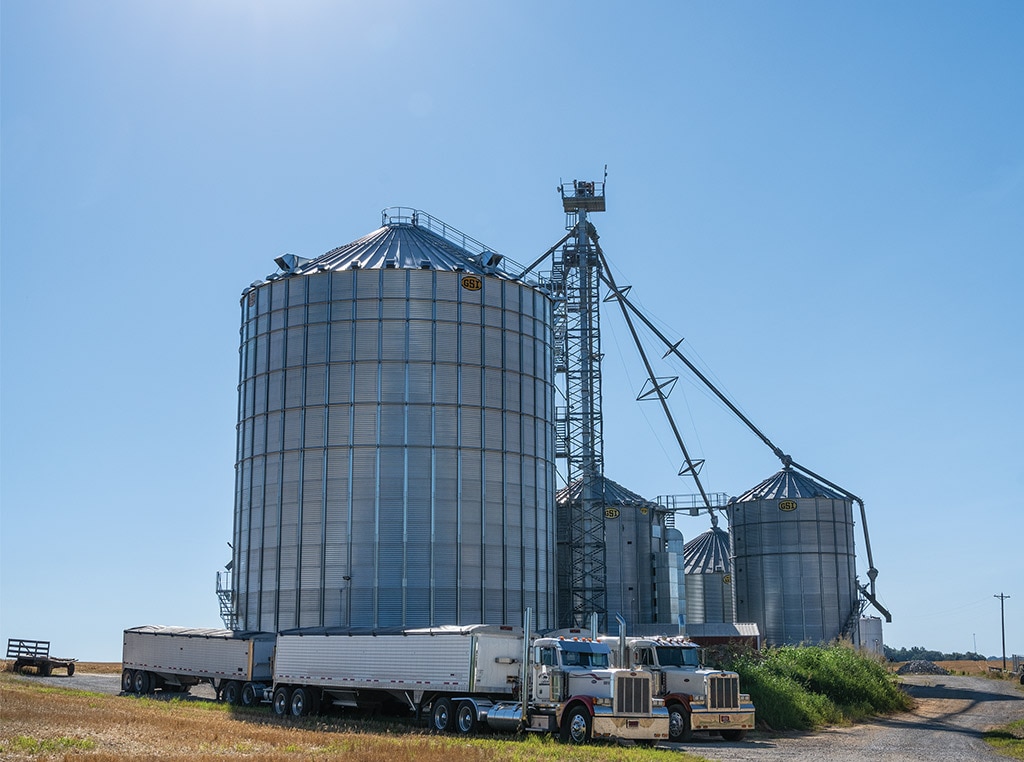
779, 500, 798, 512
461, 275, 482, 291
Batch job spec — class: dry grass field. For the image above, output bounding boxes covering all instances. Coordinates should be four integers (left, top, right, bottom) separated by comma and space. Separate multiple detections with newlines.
0, 670, 702, 762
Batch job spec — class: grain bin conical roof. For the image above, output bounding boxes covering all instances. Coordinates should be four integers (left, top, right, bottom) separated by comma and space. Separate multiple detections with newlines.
735, 468, 844, 502
286, 209, 514, 276
556, 477, 659, 508
683, 525, 732, 575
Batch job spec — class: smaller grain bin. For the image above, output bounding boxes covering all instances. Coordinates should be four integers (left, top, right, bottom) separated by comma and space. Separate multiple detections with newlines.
728, 469, 858, 646
683, 516, 736, 625
556, 478, 658, 630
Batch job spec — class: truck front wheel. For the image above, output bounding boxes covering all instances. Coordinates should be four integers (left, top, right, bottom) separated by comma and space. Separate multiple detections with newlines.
430, 697, 454, 733
668, 703, 692, 742
559, 706, 592, 744
272, 686, 291, 717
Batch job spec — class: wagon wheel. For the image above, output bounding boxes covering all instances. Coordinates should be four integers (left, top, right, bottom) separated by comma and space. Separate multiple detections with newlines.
67, 662, 75, 677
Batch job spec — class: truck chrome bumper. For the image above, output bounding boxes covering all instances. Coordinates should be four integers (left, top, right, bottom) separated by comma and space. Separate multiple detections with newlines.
592, 707, 670, 740
690, 704, 755, 732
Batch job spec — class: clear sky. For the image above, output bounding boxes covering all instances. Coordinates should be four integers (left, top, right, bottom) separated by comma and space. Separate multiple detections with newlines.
2, 1, 1021, 662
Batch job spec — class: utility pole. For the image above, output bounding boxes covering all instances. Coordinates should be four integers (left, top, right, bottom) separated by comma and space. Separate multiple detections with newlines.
995, 593, 1011, 671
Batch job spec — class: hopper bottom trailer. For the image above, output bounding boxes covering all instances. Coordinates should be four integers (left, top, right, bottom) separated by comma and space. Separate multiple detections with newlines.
121, 626, 275, 704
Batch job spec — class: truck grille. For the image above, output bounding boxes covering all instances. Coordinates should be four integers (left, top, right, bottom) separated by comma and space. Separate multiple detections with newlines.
615, 674, 651, 714
707, 673, 740, 710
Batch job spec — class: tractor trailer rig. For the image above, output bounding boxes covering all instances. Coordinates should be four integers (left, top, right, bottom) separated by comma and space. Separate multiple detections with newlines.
268, 611, 669, 744
601, 634, 755, 742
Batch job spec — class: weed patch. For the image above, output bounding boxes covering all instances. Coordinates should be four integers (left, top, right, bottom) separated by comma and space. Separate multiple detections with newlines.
3, 735, 97, 753
985, 717, 1024, 760
723, 644, 913, 732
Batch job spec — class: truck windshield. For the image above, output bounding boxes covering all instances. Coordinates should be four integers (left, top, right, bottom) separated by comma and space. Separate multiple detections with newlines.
561, 650, 610, 669
655, 646, 701, 667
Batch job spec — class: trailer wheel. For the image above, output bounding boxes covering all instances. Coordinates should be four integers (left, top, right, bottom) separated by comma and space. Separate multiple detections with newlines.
38, 663, 52, 677
272, 686, 291, 717
67, 663, 75, 677
241, 682, 259, 707
720, 729, 747, 742
122, 669, 135, 693
456, 701, 478, 734
290, 687, 312, 717
222, 680, 242, 705
559, 705, 592, 744
668, 703, 692, 742
133, 670, 153, 695
430, 697, 455, 733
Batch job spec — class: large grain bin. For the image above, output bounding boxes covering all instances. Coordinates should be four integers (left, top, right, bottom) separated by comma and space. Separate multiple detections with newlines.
728, 469, 858, 645
232, 209, 557, 632
683, 519, 736, 625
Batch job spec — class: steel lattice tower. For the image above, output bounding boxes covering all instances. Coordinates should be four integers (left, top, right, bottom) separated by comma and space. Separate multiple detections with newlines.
554, 179, 607, 629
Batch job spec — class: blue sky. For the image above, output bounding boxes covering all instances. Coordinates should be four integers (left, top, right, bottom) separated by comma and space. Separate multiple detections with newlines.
2, 1, 1021, 662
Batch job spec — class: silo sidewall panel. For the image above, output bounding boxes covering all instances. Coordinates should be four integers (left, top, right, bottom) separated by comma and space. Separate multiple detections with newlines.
234, 266, 556, 631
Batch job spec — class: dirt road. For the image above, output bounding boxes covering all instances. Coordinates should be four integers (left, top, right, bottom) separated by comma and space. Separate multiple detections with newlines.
15, 671, 1024, 759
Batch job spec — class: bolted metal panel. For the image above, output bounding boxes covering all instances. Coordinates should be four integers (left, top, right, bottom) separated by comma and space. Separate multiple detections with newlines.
234, 227, 557, 631
728, 470, 858, 645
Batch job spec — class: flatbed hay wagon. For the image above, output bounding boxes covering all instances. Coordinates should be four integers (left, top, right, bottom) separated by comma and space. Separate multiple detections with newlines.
6, 638, 77, 676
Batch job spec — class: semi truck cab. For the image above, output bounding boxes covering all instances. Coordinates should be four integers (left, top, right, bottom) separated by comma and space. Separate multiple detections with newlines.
526, 637, 668, 743
603, 636, 755, 742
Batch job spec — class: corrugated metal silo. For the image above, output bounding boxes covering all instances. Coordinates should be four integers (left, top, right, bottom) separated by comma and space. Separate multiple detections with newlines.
232, 209, 558, 632
728, 469, 858, 645
683, 520, 736, 625
556, 477, 657, 630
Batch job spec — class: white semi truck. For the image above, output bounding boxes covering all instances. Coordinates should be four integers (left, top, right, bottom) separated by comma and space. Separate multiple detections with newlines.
121, 625, 275, 705
269, 612, 669, 744
601, 634, 755, 742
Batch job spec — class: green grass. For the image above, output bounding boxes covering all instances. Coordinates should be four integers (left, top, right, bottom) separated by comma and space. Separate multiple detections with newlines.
2, 735, 97, 753
985, 717, 1024, 760
722, 644, 913, 731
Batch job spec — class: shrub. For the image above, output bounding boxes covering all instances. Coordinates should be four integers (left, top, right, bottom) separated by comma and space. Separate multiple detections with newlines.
726, 644, 912, 731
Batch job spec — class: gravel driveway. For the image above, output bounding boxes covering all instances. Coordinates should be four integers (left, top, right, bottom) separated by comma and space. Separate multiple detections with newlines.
14, 671, 1024, 759
680, 675, 1024, 762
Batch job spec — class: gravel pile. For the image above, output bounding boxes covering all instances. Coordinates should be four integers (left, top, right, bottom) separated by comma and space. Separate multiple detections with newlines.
897, 660, 950, 675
